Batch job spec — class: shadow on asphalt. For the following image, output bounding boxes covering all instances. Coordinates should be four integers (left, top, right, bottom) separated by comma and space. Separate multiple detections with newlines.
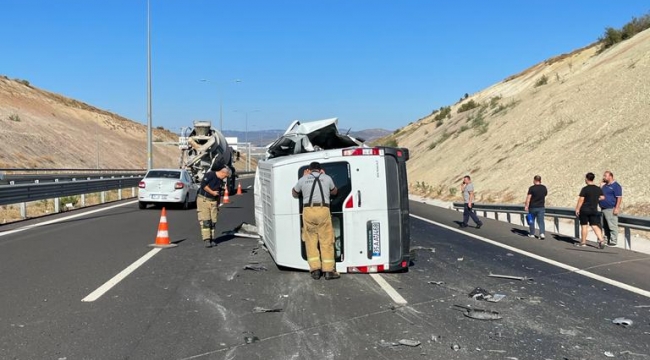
171, 238, 187, 245
552, 233, 578, 245
214, 233, 237, 245
510, 228, 530, 237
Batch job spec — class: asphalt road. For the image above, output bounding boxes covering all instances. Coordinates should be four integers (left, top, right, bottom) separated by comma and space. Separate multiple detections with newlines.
1, 180, 649, 360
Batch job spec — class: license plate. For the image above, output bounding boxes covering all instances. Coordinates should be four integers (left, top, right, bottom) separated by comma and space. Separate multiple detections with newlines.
367, 221, 381, 258
151, 194, 167, 200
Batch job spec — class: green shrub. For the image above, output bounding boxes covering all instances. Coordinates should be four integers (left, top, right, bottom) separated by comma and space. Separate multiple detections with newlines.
436, 119, 443, 128
449, 187, 457, 196
8, 113, 21, 122
383, 138, 398, 147
60, 196, 79, 207
153, 137, 163, 142
598, 14, 650, 52
489, 96, 502, 109
535, 75, 548, 87
16, 79, 30, 87
459, 125, 469, 133
434, 106, 451, 121
458, 100, 480, 113
392, 128, 400, 135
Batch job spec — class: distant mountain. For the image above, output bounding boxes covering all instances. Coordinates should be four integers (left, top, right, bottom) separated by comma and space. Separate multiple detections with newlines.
223, 128, 392, 147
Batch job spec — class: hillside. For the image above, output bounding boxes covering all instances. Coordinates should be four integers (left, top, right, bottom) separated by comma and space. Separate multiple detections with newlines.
384, 28, 650, 215
0, 77, 252, 172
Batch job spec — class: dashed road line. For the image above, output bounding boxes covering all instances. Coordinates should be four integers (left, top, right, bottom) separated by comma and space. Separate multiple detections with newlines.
82, 248, 162, 302
370, 274, 408, 304
411, 214, 650, 299
0, 200, 138, 237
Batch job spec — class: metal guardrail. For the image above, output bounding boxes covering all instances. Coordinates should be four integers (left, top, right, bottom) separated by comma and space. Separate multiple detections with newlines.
452, 202, 650, 250
0, 169, 146, 185
0, 176, 142, 219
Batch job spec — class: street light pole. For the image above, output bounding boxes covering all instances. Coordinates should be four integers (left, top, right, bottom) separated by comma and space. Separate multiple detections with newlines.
200, 79, 241, 133
146, 0, 153, 170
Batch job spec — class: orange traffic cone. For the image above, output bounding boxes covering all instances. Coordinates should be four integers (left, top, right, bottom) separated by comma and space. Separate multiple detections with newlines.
236, 182, 242, 195
223, 187, 230, 204
149, 207, 178, 248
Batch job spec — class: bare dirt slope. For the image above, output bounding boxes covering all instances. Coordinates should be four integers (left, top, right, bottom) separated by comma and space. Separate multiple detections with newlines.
388, 28, 650, 214
0, 77, 182, 169
0, 77, 253, 173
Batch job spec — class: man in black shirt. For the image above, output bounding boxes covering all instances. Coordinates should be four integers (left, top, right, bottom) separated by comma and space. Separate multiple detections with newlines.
575, 172, 605, 249
524, 175, 548, 239
197, 164, 231, 248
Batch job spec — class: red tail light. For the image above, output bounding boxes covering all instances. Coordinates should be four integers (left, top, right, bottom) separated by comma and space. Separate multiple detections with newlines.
342, 147, 383, 156
347, 265, 386, 273
138, 181, 146, 189
345, 196, 354, 209
174, 182, 184, 189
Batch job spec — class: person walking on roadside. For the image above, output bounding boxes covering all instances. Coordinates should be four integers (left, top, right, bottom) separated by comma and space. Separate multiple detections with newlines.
197, 164, 231, 248
525, 175, 548, 239
600, 171, 623, 246
292, 162, 340, 280
460, 175, 483, 229
575, 172, 605, 249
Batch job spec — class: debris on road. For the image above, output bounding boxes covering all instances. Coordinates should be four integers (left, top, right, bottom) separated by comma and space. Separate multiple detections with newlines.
604, 351, 615, 357
487, 294, 506, 303
233, 223, 261, 239
410, 246, 435, 253
244, 336, 260, 344
559, 328, 578, 336
398, 339, 421, 347
451, 343, 461, 351
457, 257, 464, 262
633, 305, 650, 308
612, 317, 634, 327
453, 305, 502, 321
428, 281, 445, 285
430, 335, 440, 342
243, 264, 268, 271
620, 350, 649, 357
488, 273, 533, 282
469, 287, 492, 301
252, 306, 283, 313
378, 340, 399, 348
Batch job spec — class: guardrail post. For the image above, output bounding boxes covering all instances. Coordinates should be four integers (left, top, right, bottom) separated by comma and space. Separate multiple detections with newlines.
54, 179, 60, 213
20, 203, 26, 219
131, 187, 135, 198
520, 214, 525, 226
554, 217, 559, 233
574, 219, 580, 239
624, 227, 631, 250
100, 176, 105, 203
495, 212, 499, 221
506, 213, 511, 224
81, 193, 85, 207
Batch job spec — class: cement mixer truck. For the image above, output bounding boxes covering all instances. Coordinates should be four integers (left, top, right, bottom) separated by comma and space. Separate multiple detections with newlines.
178, 120, 237, 195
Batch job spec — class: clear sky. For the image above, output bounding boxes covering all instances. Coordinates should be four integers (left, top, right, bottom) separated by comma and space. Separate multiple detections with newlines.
1, 1, 647, 132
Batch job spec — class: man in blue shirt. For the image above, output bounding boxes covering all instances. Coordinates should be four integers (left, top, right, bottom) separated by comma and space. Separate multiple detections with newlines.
600, 170, 623, 246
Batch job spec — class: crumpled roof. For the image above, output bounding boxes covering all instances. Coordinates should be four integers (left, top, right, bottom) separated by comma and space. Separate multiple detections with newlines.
266, 118, 363, 159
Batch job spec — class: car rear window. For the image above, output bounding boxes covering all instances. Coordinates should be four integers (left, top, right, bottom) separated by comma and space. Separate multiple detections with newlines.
145, 170, 181, 179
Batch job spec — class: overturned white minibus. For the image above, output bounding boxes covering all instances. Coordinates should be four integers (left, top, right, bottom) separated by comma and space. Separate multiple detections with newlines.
254, 118, 410, 273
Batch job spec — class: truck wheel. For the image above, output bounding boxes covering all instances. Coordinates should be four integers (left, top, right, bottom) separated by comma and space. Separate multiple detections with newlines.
138, 201, 147, 209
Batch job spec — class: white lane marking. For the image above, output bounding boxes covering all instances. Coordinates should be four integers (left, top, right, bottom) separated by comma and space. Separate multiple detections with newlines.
82, 248, 162, 302
0, 200, 138, 237
370, 274, 408, 305
410, 214, 650, 299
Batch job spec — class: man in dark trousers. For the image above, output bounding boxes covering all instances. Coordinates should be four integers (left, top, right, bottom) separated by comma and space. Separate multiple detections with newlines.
196, 164, 231, 248
600, 170, 623, 246
575, 172, 606, 249
292, 161, 339, 280
460, 175, 483, 229
525, 175, 548, 239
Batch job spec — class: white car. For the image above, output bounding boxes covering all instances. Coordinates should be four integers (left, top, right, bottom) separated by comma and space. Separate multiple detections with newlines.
138, 169, 199, 210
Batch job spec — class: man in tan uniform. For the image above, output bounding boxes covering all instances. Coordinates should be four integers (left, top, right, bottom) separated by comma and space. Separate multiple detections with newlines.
197, 164, 231, 248
292, 162, 339, 280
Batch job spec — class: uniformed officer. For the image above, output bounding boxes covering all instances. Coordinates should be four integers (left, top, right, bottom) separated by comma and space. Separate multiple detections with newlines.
292, 161, 339, 280
197, 164, 231, 248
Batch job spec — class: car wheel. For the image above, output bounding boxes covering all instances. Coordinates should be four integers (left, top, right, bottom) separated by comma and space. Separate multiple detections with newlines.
182, 195, 190, 210
138, 201, 147, 209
